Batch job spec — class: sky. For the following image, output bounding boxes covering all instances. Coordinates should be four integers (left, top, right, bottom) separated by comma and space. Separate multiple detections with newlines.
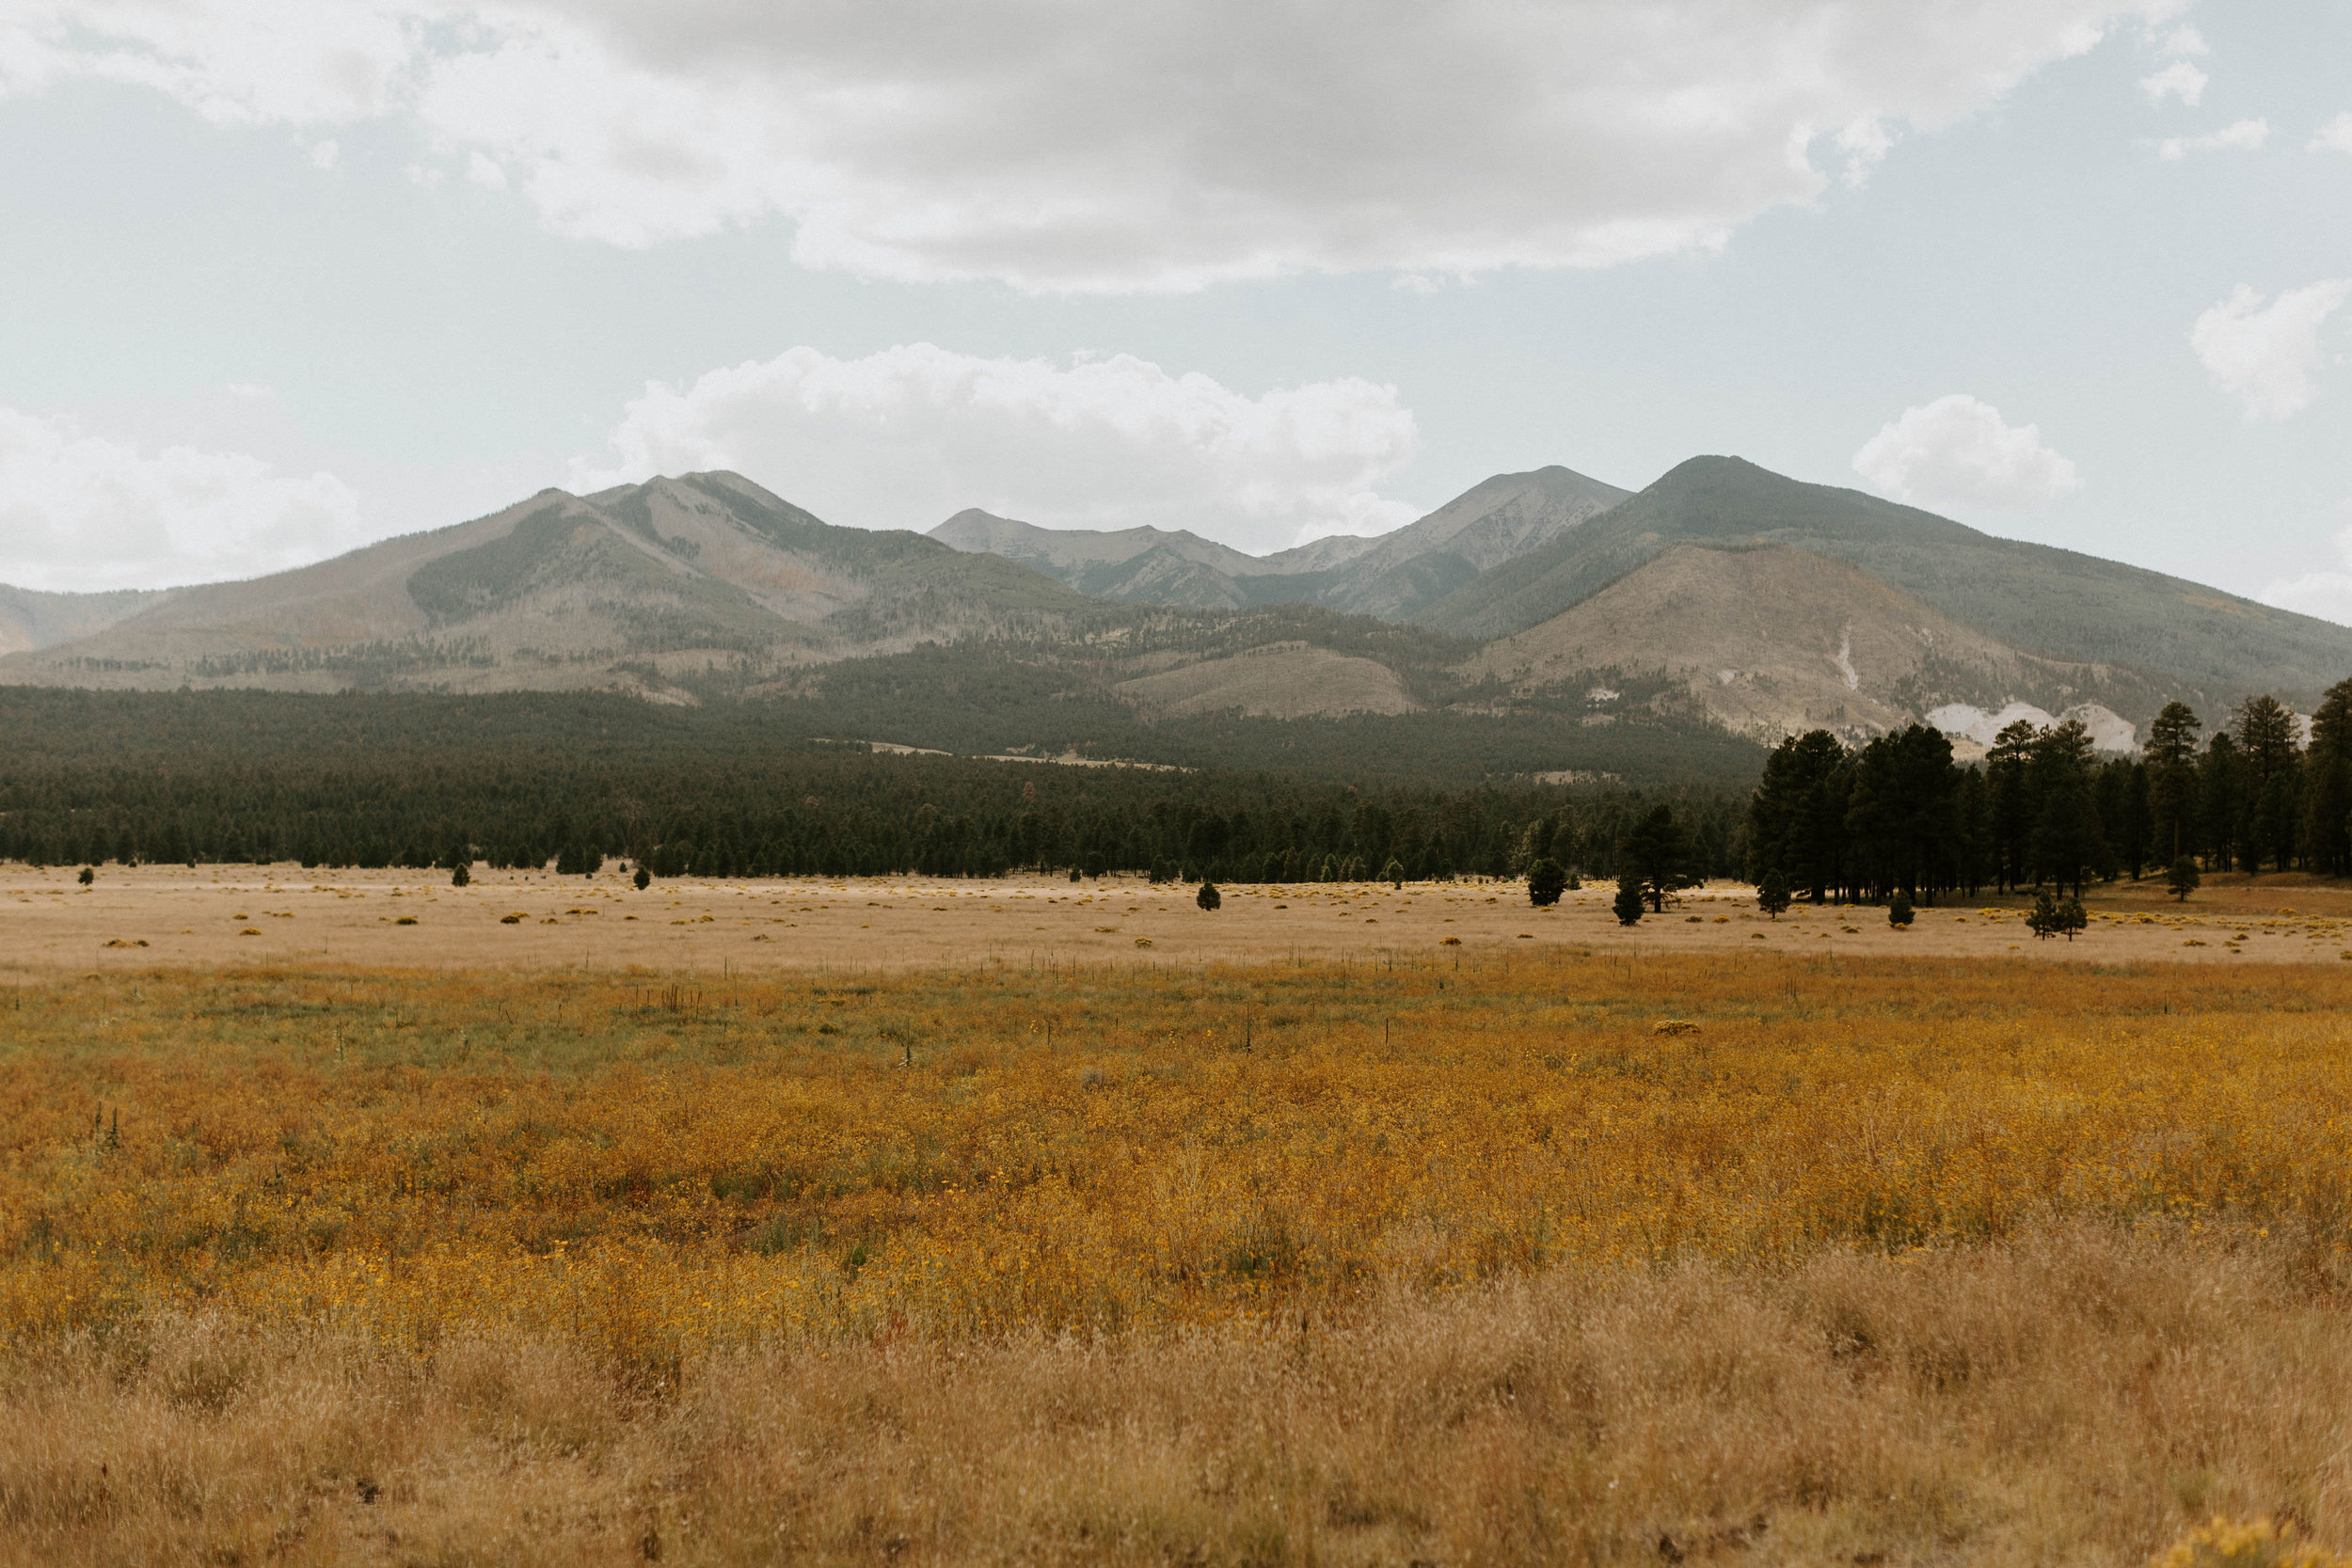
0, 0, 2348, 620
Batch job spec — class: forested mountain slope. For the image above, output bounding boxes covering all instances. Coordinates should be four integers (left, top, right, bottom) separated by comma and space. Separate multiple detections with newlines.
1419, 457, 2352, 705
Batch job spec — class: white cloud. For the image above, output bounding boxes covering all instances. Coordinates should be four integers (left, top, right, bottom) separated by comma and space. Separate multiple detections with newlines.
0, 407, 366, 592
574, 344, 1421, 554
2137, 60, 2207, 106
2157, 119, 2271, 159
2156, 24, 2208, 55
2260, 519, 2352, 626
2312, 113, 2352, 155
2190, 279, 2352, 421
308, 138, 338, 169
1851, 394, 2083, 512
0, 0, 2176, 293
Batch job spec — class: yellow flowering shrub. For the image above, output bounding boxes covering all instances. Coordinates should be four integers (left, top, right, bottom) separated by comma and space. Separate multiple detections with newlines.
2158, 1518, 2352, 1567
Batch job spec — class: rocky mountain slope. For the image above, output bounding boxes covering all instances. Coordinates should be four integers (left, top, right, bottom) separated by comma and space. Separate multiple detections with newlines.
0, 472, 1084, 697
1420, 456, 2352, 705
1458, 543, 2158, 752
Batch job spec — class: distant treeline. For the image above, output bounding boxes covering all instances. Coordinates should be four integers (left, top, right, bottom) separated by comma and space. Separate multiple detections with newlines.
0, 689, 1745, 884
1747, 685, 2352, 904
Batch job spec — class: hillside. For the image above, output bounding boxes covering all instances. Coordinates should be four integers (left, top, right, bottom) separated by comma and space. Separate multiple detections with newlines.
1311, 465, 1631, 619
927, 465, 1629, 619
1458, 544, 2158, 752
0, 583, 174, 656
927, 511, 1375, 610
1421, 456, 2352, 705
0, 472, 1087, 697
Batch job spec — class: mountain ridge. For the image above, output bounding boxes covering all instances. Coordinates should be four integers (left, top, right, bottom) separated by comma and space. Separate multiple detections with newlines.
9, 455, 2351, 776
1417, 455, 2352, 705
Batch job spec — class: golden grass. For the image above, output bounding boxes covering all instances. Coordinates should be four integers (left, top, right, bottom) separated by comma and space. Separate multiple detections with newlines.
6, 952, 2352, 1560
5, 1231, 2352, 1564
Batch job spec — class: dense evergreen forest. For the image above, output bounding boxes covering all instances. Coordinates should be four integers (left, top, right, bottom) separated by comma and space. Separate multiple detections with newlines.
1747, 684, 2352, 905
0, 689, 1744, 883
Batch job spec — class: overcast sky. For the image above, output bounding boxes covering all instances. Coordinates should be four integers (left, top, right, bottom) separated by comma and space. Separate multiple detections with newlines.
1, 1, 2348, 620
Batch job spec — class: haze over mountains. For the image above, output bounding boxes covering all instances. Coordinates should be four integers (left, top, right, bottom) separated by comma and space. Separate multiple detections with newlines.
7, 453, 2349, 774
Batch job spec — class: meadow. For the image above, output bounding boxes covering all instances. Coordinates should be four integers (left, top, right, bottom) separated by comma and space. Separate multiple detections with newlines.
5, 950, 2352, 1563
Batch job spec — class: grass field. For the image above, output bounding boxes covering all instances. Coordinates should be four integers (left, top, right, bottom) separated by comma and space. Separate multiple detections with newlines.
5, 949, 2352, 1562
15, 864, 2352, 980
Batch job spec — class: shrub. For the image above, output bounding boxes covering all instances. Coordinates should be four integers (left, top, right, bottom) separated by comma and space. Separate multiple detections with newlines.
1887, 893, 1914, 927
1527, 858, 1568, 908
1197, 881, 1222, 911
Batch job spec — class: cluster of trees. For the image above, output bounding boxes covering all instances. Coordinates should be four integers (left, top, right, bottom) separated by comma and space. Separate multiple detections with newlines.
0, 689, 1752, 885
1745, 681, 2352, 904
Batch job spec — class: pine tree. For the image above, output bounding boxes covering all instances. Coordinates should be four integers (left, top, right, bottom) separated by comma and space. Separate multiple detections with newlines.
2143, 700, 2202, 864
2027, 721, 2101, 897
2306, 678, 2352, 876
1620, 804, 1697, 913
2166, 855, 2201, 902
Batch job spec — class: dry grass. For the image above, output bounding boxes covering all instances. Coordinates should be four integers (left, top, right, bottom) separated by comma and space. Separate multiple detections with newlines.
19, 863, 2352, 980
8, 952, 2352, 1561
4, 1228, 2351, 1564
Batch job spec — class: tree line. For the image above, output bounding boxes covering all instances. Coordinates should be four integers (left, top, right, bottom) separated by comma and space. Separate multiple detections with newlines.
0, 689, 1747, 885
1745, 682, 2352, 904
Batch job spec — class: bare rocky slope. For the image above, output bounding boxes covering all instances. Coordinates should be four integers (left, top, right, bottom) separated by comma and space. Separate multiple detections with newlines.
1459, 544, 2158, 752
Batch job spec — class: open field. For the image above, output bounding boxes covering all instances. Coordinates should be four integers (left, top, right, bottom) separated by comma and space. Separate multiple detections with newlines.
10, 863, 2352, 978
5, 953, 2352, 1561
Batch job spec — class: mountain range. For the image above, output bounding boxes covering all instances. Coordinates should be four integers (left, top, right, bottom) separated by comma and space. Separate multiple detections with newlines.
7, 454, 2347, 776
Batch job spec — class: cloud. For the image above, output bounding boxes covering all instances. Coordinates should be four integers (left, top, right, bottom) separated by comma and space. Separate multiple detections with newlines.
2156, 119, 2270, 159
0, 0, 2176, 292
2190, 280, 2352, 421
2312, 113, 2352, 155
574, 344, 1422, 554
1851, 394, 2083, 512
0, 407, 365, 592
2260, 519, 2352, 626
2137, 60, 2206, 106
2155, 24, 2207, 55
